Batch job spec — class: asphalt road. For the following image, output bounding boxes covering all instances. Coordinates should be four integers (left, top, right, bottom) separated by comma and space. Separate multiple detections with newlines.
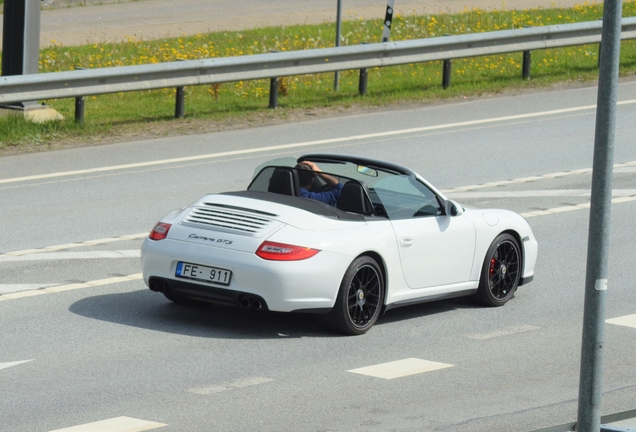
1, 81, 636, 431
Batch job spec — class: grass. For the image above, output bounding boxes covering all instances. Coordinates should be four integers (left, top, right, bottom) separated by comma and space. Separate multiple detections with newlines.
1, 1, 636, 153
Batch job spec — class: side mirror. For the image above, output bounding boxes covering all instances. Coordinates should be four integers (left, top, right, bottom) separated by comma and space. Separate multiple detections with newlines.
445, 200, 464, 216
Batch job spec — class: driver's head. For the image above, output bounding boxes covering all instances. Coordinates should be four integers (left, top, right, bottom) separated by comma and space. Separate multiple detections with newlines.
295, 163, 315, 189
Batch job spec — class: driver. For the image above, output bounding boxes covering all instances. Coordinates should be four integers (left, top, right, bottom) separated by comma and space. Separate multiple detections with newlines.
295, 161, 343, 206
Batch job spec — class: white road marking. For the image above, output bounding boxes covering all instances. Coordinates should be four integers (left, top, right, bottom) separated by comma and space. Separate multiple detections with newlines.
48, 416, 166, 432
348, 358, 454, 379
0, 233, 148, 259
440, 160, 636, 194
187, 376, 275, 395
614, 167, 636, 173
0, 284, 58, 294
0, 250, 140, 263
521, 196, 636, 218
0, 273, 143, 301
447, 189, 636, 199
465, 325, 540, 340
2, 100, 635, 187
0, 359, 34, 371
606, 314, 636, 329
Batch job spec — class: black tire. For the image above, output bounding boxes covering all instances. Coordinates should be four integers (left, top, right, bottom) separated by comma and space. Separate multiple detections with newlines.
330, 256, 385, 335
475, 233, 521, 307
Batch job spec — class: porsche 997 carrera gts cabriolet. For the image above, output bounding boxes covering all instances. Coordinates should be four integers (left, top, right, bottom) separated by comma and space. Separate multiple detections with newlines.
141, 154, 538, 335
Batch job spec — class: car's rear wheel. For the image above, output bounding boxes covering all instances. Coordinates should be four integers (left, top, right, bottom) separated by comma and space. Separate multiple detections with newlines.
330, 256, 384, 335
476, 233, 521, 307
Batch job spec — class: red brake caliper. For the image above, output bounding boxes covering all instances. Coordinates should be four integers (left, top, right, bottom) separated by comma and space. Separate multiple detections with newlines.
489, 258, 497, 278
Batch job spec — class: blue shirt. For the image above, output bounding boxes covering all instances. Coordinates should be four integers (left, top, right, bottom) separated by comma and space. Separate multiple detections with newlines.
300, 183, 344, 206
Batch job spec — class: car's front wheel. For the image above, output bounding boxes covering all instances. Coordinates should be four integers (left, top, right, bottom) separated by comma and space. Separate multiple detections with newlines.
476, 233, 521, 307
330, 256, 385, 335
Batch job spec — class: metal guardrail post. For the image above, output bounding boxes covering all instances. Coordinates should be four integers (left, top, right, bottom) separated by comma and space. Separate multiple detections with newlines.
74, 67, 86, 123
358, 42, 369, 96
269, 77, 279, 109
75, 96, 85, 123
175, 86, 185, 118
522, 26, 533, 79
359, 68, 368, 96
442, 59, 452, 89
442, 34, 452, 89
269, 50, 280, 108
523, 50, 532, 79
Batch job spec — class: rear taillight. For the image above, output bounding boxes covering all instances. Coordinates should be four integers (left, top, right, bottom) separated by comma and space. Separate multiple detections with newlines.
256, 241, 320, 261
149, 222, 172, 240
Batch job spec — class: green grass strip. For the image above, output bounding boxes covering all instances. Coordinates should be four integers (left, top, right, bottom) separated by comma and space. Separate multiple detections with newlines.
1, 1, 636, 152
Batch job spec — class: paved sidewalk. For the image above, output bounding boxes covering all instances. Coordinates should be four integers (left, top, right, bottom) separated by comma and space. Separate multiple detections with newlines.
2, 0, 590, 47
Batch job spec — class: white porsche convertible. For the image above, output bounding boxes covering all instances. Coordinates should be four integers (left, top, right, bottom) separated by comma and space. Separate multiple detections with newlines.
141, 154, 538, 335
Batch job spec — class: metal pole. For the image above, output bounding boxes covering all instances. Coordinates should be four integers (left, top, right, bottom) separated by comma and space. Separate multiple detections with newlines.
442, 59, 452, 89
175, 86, 185, 118
334, 0, 342, 91
358, 68, 368, 96
269, 77, 279, 109
382, 0, 396, 42
522, 50, 532, 79
75, 96, 85, 123
576, 1, 622, 431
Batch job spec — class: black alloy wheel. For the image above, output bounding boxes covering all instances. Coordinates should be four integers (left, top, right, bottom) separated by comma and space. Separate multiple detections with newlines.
330, 256, 384, 335
476, 233, 521, 307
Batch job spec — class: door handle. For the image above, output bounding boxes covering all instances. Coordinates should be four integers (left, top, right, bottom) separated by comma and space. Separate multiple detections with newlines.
400, 238, 414, 248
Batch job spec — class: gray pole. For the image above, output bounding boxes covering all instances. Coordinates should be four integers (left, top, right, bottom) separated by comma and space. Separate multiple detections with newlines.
2, 0, 41, 109
1, 0, 41, 76
334, 0, 342, 91
576, 1, 622, 431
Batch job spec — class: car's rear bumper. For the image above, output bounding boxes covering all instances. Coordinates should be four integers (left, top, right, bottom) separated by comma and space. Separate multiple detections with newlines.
141, 237, 350, 313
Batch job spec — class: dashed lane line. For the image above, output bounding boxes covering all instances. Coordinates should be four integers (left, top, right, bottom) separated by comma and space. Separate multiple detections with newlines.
0, 273, 143, 301
348, 358, 454, 379
48, 416, 166, 432
186, 376, 275, 395
0, 233, 148, 259
464, 325, 541, 340
0, 359, 34, 371
440, 160, 636, 193
0, 250, 140, 263
606, 314, 636, 329
520, 196, 636, 218
446, 189, 636, 199
2, 100, 635, 187
0, 284, 59, 294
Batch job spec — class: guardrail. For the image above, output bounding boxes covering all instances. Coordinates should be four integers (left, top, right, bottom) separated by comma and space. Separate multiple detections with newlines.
1, 17, 636, 120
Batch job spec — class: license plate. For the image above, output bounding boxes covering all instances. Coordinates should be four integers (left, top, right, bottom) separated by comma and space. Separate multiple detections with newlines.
175, 261, 232, 286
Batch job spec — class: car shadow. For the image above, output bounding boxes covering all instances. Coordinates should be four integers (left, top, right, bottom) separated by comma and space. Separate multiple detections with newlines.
69, 289, 486, 339
69, 289, 332, 340
378, 295, 483, 325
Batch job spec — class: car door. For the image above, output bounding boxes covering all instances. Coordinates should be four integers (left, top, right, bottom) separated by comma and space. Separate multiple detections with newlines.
373, 175, 476, 289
